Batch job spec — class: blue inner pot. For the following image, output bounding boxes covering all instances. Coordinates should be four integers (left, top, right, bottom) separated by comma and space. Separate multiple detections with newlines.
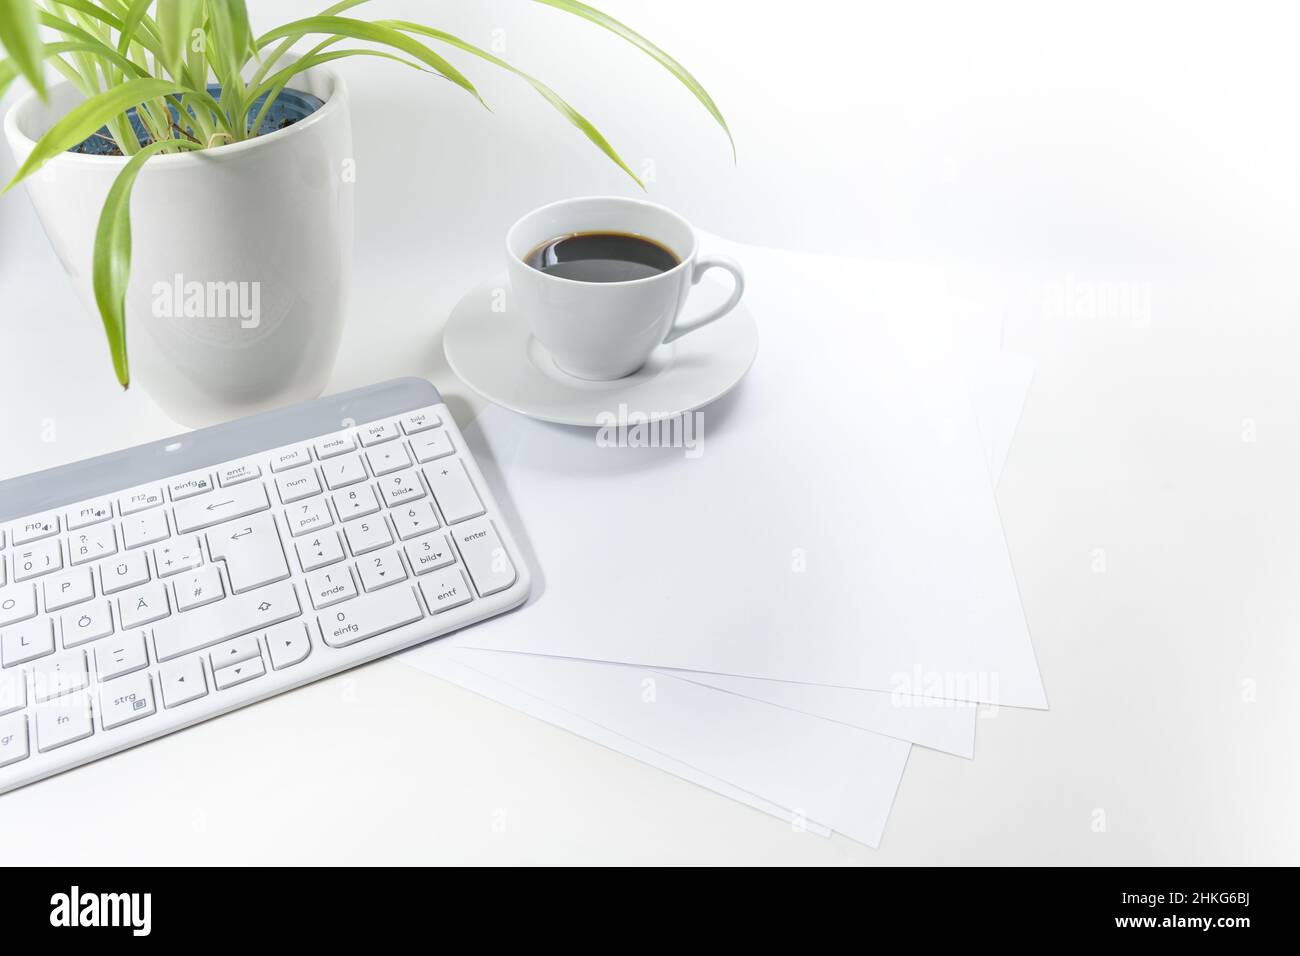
69, 85, 325, 155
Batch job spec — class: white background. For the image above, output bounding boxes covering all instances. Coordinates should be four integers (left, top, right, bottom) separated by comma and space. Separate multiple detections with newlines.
1, 0, 1298, 863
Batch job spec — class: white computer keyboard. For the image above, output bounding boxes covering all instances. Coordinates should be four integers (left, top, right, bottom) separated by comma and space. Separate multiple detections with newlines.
0, 378, 530, 794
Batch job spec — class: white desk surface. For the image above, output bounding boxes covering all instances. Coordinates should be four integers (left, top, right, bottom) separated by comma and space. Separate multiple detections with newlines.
1, 0, 1296, 864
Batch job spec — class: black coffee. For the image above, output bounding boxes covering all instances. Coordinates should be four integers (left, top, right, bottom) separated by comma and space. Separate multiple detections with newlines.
523, 232, 679, 283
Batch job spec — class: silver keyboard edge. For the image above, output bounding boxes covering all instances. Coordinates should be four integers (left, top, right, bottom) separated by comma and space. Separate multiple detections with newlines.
0, 378, 441, 523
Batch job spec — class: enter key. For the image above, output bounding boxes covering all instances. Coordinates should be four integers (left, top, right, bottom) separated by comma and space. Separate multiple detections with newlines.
450, 519, 517, 597
207, 514, 291, 594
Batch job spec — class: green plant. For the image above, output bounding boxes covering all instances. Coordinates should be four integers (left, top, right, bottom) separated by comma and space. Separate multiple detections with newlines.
0, 0, 731, 387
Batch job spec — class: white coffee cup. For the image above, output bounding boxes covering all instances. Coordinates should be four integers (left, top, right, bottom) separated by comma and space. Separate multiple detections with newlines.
505, 196, 745, 380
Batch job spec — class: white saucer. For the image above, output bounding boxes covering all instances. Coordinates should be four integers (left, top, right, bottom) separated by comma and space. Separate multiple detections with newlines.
443, 275, 759, 427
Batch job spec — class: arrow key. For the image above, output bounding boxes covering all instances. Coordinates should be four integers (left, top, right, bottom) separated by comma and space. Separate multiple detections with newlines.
160, 656, 207, 708
266, 621, 311, 670
213, 655, 266, 691
207, 634, 262, 672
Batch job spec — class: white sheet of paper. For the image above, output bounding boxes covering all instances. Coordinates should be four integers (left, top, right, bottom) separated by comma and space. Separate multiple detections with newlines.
448, 243, 1046, 709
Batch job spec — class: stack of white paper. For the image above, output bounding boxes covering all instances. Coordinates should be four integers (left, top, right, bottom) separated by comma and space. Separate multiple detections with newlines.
399, 237, 1043, 847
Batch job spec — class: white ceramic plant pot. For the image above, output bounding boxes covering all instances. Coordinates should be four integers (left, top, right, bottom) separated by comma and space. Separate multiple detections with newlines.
3, 64, 353, 427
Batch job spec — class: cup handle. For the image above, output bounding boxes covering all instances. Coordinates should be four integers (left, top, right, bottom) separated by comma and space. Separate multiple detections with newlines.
663, 254, 746, 344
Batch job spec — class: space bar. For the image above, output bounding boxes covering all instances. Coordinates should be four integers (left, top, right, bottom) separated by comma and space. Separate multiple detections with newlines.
153, 582, 301, 661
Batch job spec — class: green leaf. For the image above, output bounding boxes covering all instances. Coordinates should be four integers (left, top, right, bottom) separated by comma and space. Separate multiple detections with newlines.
155, 0, 201, 81
382, 21, 643, 188
208, 0, 251, 69
534, 0, 734, 158
3, 78, 189, 191
0, 0, 47, 99
256, 16, 485, 108
205, 0, 255, 133
93, 137, 202, 388
117, 0, 157, 56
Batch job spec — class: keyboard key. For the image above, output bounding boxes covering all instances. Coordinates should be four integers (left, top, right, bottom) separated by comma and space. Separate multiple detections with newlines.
31, 649, 89, 702
276, 468, 323, 504
35, 692, 93, 751
267, 622, 311, 670
60, 603, 114, 648
119, 486, 164, 516
419, 568, 473, 614
296, 532, 345, 572
99, 551, 150, 595
174, 564, 224, 612
218, 460, 262, 487
424, 461, 485, 524
94, 632, 149, 682
153, 536, 202, 577
392, 501, 439, 541
118, 581, 170, 629
269, 446, 312, 473
323, 454, 367, 490
451, 519, 518, 597
0, 583, 37, 627
160, 656, 207, 709
314, 431, 356, 460
69, 525, 117, 566
11, 512, 59, 546
357, 547, 407, 592
173, 482, 269, 533
285, 497, 333, 537
99, 671, 155, 729
43, 568, 95, 612
168, 472, 214, 500
400, 410, 440, 435
332, 485, 380, 522
306, 567, 357, 609
121, 509, 170, 550
410, 429, 454, 463
0, 713, 29, 767
318, 585, 423, 648
152, 581, 300, 662
359, 420, 401, 446
208, 635, 261, 672
213, 655, 266, 690
160, 658, 208, 712
404, 534, 456, 575
365, 443, 412, 477
0, 668, 26, 715
378, 469, 424, 508
1, 618, 54, 667
206, 514, 290, 594
344, 517, 393, 556
13, 539, 63, 582
66, 499, 113, 531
